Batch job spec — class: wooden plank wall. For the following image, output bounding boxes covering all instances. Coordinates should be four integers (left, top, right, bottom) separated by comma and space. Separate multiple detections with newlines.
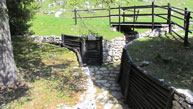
118, 48, 174, 108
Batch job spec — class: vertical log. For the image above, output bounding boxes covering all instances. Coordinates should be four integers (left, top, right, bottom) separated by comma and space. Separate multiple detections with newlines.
109, 6, 111, 25
133, 5, 136, 31
123, 9, 125, 22
119, 5, 121, 32
133, 5, 136, 22
167, 3, 172, 34
152, 2, 155, 30
184, 12, 190, 46
74, 9, 77, 25
184, 8, 187, 28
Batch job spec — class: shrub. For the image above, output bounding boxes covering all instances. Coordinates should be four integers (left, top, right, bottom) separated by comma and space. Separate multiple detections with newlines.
7, 0, 38, 35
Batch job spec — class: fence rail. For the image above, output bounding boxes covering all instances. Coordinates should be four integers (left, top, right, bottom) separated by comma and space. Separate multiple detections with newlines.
118, 48, 174, 108
73, 2, 192, 46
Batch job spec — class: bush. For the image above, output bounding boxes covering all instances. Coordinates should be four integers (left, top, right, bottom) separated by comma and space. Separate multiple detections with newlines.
7, 0, 38, 35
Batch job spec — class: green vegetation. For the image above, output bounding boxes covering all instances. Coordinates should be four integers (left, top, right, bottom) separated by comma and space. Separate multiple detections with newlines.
29, 0, 192, 40
7, 0, 38, 35
0, 37, 86, 108
127, 35, 193, 90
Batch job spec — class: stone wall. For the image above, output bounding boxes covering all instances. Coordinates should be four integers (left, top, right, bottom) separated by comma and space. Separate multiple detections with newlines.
30, 35, 126, 64
102, 37, 126, 64
173, 89, 193, 109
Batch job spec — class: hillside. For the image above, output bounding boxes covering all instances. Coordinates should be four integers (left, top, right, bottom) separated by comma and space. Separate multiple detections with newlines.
30, 0, 193, 40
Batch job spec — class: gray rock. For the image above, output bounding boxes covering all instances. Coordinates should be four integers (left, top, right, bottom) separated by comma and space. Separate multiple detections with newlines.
111, 91, 123, 99
176, 89, 193, 104
95, 80, 107, 84
140, 61, 150, 67
95, 75, 103, 79
104, 83, 111, 87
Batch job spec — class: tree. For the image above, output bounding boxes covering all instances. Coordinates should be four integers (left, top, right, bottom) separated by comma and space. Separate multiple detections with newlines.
6, 0, 37, 35
0, 0, 17, 85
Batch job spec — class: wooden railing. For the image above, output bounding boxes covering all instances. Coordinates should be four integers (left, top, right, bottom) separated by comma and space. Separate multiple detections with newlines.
118, 48, 174, 108
73, 2, 192, 46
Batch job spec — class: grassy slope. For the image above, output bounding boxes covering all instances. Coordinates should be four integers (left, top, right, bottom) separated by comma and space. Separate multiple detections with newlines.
2, 37, 86, 108
30, 0, 193, 40
127, 35, 193, 90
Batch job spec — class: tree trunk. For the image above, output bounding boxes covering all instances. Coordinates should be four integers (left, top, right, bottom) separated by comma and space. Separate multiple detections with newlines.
0, 0, 17, 86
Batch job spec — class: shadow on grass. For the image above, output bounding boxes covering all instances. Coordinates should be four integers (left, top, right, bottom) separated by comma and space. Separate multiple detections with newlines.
0, 36, 84, 107
127, 35, 193, 90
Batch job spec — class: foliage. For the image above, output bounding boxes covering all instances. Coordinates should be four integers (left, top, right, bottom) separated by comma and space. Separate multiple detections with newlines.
6, 0, 38, 35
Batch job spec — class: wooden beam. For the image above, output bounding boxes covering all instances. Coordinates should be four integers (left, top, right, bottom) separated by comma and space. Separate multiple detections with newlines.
167, 3, 172, 34
74, 9, 77, 25
184, 12, 191, 46
152, 2, 155, 30
119, 5, 121, 32
184, 8, 187, 28
109, 6, 111, 25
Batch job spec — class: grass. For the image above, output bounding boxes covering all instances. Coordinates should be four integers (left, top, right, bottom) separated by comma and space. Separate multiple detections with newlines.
127, 35, 193, 90
30, 15, 123, 40
0, 37, 87, 108
30, 0, 193, 40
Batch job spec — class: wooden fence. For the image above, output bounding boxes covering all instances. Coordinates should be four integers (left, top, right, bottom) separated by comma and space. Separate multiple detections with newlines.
117, 48, 174, 108
74, 2, 192, 46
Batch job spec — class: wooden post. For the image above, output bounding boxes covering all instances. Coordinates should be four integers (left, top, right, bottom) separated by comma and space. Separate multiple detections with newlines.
167, 3, 171, 34
74, 9, 77, 25
184, 12, 190, 46
123, 9, 125, 22
184, 8, 187, 28
119, 5, 121, 32
152, 2, 155, 30
133, 5, 136, 31
133, 5, 136, 22
109, 6, 111, 25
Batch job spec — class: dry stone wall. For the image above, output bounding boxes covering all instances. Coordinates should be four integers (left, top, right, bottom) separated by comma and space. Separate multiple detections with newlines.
102, 37, 126, 64
173, 89, 193, 109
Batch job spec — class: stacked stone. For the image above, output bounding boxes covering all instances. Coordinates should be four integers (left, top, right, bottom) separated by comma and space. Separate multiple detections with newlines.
89, 66, 128, 108
30, 35, 62, 44
103, 37, 126, 64
172, 89, 193, 109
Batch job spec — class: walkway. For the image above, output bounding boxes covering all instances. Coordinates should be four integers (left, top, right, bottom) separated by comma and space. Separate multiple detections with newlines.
72, 65, 129, 109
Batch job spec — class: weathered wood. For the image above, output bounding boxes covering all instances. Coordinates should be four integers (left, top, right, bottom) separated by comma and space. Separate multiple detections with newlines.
171, 30, 184, 40
171, 15, 186, 21
118, 48, 174, 108
76, 8, 107, 12
123, 10, 125, 22
75, 15, 109, 19
152, 2, 155, 30
171, 9, 184, 16
133, 5, 136, 31
119, 5, 121, 32
74, 9, 77, 25
184, 8, 187, 28
167, 3, 172, 34
109, 6, 111, 25
110, 13, 167, 17
184, 12, 191, 46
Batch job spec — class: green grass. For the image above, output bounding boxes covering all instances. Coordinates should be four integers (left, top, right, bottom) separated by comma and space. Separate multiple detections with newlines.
30, 0, 193, 40
127, 35, 193, 90
1, 37, 87, 108
30, 15, 123, 40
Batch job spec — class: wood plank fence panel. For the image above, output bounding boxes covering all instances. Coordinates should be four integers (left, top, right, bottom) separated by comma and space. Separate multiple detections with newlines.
118, 48, 174, 108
